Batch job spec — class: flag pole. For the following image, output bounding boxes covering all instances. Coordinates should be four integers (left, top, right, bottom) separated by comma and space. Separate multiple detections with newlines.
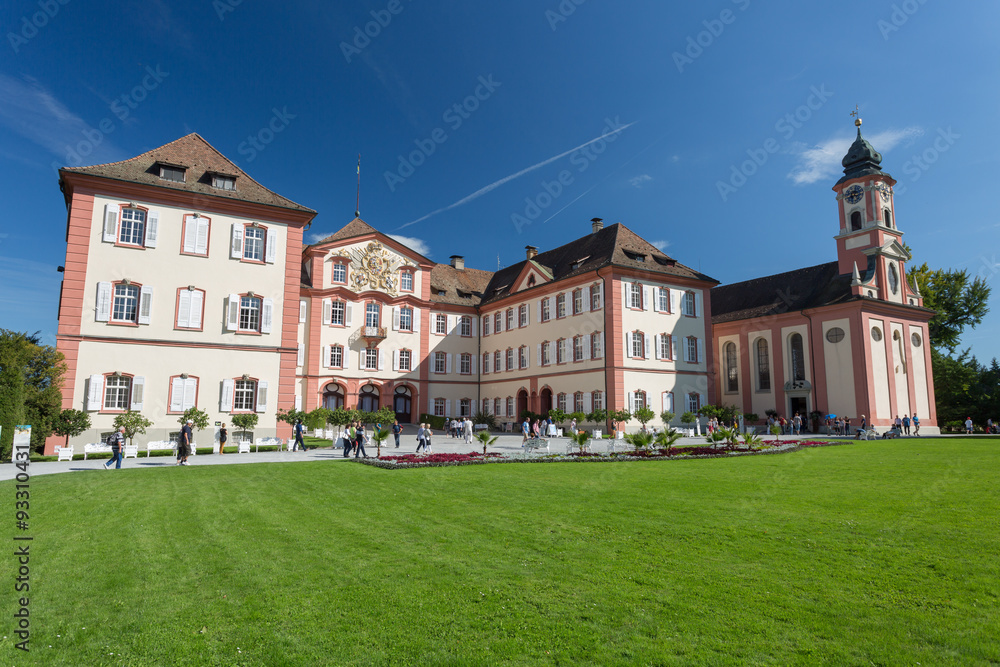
355, 153, 361, 218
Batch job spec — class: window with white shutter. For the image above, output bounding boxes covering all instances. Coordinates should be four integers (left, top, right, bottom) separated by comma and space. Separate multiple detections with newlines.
182, 215, 210, 256
176, 288, 205, 330
102, 203, 118, 243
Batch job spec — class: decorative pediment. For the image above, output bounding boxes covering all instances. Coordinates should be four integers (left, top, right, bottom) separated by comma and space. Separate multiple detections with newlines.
863, 238, 911, 261
334, 240, 415, 296
510, 260, 553, 294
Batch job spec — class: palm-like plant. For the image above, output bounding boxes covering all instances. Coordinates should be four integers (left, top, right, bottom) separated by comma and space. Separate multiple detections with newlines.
705, 429, 727, 450
654, 428, 683, 456
474, 429, 498, 455
717, 426, 740, 451
567, 429, 592, 454
370, 427, 390, 457
742, 432, 763, 450
624, 430, 655, 453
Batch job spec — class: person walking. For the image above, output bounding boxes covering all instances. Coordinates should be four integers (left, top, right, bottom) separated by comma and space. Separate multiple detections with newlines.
912, 413, 920, 436
894, 415, 903, 433
464, 417, 473, 444
416, 423, 426, 453
569, 417, 577, 435
964, 417, 973, 434
177, 419, 193, 465
354, 422, 368, 458
522, 417, 531, 443
424, 426, 433, 454
218, 423, 228, 454
104, 426, 126, 470
793, 413, 802, 436
292, 419, 307, 452
392, 420, 403, 448
343, 422, 355, 457
902, 414, 910, 435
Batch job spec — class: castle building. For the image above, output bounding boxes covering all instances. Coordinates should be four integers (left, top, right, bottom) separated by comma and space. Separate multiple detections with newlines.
46, 121, 937, 452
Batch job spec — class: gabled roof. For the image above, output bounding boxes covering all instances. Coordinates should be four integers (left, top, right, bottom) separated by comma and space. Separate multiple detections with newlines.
309, 217, 379, 246
61, 133, 314, 213
711, 262, 855, 323
480, 223, 715, 306
428, 264, 494, 306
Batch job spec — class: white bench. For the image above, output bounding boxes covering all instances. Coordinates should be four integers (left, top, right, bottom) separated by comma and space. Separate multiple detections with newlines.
83, 443, 111, 460
606, 439, 629, 453
523, 437, 549, 455
56, 446, 74, 462
566, 438, 592, 455
123, 444, 139, 459
145, 441, 176, 457
255, 437, 283, 452
237, 440, 252, 454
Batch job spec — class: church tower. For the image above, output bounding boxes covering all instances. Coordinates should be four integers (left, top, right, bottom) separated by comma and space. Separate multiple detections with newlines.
833, 113, 922, 308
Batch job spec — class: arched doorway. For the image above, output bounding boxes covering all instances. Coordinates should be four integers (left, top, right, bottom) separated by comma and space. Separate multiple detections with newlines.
323, 383, 344, 410
393, 385, 413, 423
358, 383, 379, 412
517, 389, 528, 420
540, 387, 553, 415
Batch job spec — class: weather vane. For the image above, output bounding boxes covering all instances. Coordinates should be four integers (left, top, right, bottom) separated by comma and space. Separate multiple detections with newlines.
850, 105, 862, 127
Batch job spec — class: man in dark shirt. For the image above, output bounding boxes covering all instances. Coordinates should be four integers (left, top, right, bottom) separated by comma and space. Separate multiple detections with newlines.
104, 426, 126, 470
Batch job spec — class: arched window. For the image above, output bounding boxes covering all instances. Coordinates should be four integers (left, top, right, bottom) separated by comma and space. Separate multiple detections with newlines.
850, 211, 862, 231
323, 384, 344, 410
756, 338, 771, 391
789, 333, 805, 382
883, 208, 893, 228
725, 342, 738, 393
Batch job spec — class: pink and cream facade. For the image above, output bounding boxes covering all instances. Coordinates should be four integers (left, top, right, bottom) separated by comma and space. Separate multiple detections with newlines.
709, 124, 938, 432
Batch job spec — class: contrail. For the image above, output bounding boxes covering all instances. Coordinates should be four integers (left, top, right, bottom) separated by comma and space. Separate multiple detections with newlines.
396, 121, 636, 230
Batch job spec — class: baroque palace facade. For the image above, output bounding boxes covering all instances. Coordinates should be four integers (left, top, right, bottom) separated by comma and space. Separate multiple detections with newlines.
46, 123, 937, 452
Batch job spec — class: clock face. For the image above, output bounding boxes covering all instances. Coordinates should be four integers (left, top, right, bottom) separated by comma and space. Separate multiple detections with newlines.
845, 185, 864, 205
876, 182, 891, 200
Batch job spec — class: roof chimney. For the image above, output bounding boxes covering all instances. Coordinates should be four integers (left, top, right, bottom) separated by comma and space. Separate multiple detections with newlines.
450, 255, 465, 270
591, 217, 604, 233
525, 245, 538, 260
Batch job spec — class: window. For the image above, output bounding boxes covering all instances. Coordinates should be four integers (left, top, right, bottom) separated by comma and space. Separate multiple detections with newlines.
400, 270, 413, 292
365, 303, 381, 328
399, 307, 413, 331
686, 392, 701, 414
506, 348, 515, 371
662, 391, 674, 413
884, 208, 893, 228
181, 214, 210, 256
591, 333, 603, 359
632, 391, 646, 413
575, 392, 585, 413
519, 305, 528, 327
494, 398, 501, 416
826, 327, 845, 343
112, 283, 141, 323
593, 391, 604, 411
850, 210, 863, 231
556, 339, 566, 364
506, 308, 515, 330
159, 165, 185, 182
871, 327, 883, 342
506, 397, 514, 417
591, 284, 602, 310
483, 315, 491, 336
725, 342, 738, 393
434, 352, 447, 374
682, 292, 697, 317
685, 336, 698, 363
542, 342, 551, 366
460, 316, 472, 337
573, 289, 583, 315
519, 346, 528, 369
211, 174, 235, 190
789, 333, 805, 382
460, 353, 472, 375
233, 380, 257, 412
175, 287, 204, 330
104, 375, 132, 410
756, 339, 771, 391
331, 301, 345, 326
541, 299, 551, 322
482, 398, 490, 414
911, 332, 922, 347
459, 399, 471, 417
168, 376, 198, 413
573, 336, 584, 362
629, 283, 642, 309
435, 314, 448, 335
658, 287, 669, 313
239, 296, 262, 332
398, 349, 411, 371
332, 262, 347, 284
557, 393, 567, 412
556, 294, 566, 318
482, 352, 490, 374
494, 312, 502, 333
632, 332, 645, 359
364, 348, 379, 371
330, 345, 344, 368
118, 207, 147, 246
243, 226, 265, 262
434, 398, 445, 417
659, 334, 671, 360
494, 350, 501, 372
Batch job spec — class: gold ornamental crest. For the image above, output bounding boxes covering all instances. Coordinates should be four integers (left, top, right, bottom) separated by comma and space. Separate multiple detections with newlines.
347, 240, 401, 295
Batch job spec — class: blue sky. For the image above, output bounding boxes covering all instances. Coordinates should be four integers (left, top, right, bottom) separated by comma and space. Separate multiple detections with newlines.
1, 0, 998, 361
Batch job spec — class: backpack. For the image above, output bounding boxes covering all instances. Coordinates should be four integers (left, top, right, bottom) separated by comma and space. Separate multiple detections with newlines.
106, 432, 119, 449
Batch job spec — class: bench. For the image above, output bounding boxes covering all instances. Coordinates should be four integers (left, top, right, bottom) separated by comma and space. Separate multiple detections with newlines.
83, 443, 111, 460
56, 446, 74, 462
237, 440, 252, 454
857, 427, 878, 441
146, 441, 176, 456
522, 437, 549, 455
606, 439, 630, 454
255, 437, 283, 452
566, 438, 592, 455
123, 444, 139, 459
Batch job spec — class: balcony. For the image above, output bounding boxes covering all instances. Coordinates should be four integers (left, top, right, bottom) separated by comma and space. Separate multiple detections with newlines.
361, 326, 387, 343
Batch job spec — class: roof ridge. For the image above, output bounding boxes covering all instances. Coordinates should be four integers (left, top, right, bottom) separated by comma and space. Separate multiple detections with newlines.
62, 132, 199, 172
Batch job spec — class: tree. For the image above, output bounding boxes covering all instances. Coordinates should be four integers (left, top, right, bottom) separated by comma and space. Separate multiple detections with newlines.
566, 429, 592, 453
910, 264, 991, 353
548, 408, 567, 425
585, 407, 607, 429
277, 408, 307, 428
474, 429, 498, 455
113, 410, 153, 447
654, 428, 683, 455
660, 410, 675, 426
179, 407, 210, 432
609, 409, 631, 433
473, 410, 498, 431
633, 406, 655, 430
53, 409, 91, 448
370, 427, 390, 457
231, 413, 259, 441
1, 330, 66, 458
680, 411, 698, 425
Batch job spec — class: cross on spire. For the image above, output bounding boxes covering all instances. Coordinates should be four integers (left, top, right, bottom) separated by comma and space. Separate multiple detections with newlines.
850, 105, 862, 127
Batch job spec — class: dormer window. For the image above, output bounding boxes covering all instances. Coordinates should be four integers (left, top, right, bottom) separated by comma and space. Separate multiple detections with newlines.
624, 250, 645, 262
158, 164, 186, 183
211, 174, 236, 191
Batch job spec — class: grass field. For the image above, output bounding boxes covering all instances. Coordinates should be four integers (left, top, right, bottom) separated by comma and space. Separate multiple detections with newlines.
3, 438, 998, 665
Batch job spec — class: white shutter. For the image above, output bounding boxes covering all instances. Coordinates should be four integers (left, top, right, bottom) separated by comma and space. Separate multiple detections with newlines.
525, 305, 531, 325
220, 379, 234, 412
189, 290, 203, 329
412, 307, 420, 332
87, 374, 103, 410
342, 348, 350, 369
671, 336, 678, 361
643, 286, 652, 311
471, 316, 478, 336
144, 211, 159, 248
261, 298, 274, 334
524, 348, 530, 369
393, 350, 399, 371
294, 395, 302, 411
652, 288, 661, 313
471, 355, 478, 375
583, 393, 592, 414
378, 350, 385, 371
445, 400, 451, 418
226, 294, 240, 331
183, 216, 198, 253
322, 345, 330, 368
182, 378, 197, 410
644, 333, 652, 360
450, 315, 460, 335
298, 343, 305, 367
299, 300, 307, 323
622, 281, 629, 308
177, 290, 191, 328
345, 303, 353, 327
698, 392, 707, 411
537, 343, 542, 365
625, 332, 633, 358
674, 290, 682, 314
446, 354, 452, 374
599, 333, 605, 359
694, 292, 702, 318
696, 338, 704, 364
627, 392, 635, 414
537, 300, 542, 321
170, 377, 185, 412
265, 228, 277, 264
230, 224, 243, 259
322, 299, 332, 325
196, 218, 209, 254
138, 285, 153, 325
103, 204, 118, 242
359, 350, 365, 369
654, 334, 662, 360
582, 338, 590, 360
393, 307, 400, 331
255, 380, 268, 412
130, 376, 145, 410
96, 282, 112, 322
664, 288, 672, 313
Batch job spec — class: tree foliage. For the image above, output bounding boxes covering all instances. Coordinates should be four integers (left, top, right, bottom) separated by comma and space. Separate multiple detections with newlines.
113, 410, 153, 447
0, 330, 66, 457
178, 407, 210, 432
231, 413, 259, 439
910, 264, 991, 353
633, 406, 655, 427
53, 409, 91, 447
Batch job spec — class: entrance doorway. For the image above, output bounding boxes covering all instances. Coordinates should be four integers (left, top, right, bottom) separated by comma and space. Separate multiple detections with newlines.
323, 384, 344, 410
358, 383, 380, 412
540, 388, 553, 415
393, 386, 412, 423
789, 396, 808, 431
517, 390, 528, 421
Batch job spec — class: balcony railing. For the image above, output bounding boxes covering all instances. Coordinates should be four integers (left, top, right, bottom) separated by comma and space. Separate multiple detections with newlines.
361, 326, 387, 341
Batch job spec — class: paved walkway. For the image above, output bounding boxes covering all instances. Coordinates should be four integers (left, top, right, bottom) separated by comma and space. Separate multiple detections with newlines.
2, 432, 859, 481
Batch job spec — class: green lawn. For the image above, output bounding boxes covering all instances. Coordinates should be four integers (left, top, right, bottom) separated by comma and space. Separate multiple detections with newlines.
3, 439, 998, 665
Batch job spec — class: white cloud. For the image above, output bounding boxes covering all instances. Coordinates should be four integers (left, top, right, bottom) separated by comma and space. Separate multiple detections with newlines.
306, 231, 333, 244
651, 240, 670, 252
786, 126, 924, 185
387, 235, 431, 257
629, 174, 652, 188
